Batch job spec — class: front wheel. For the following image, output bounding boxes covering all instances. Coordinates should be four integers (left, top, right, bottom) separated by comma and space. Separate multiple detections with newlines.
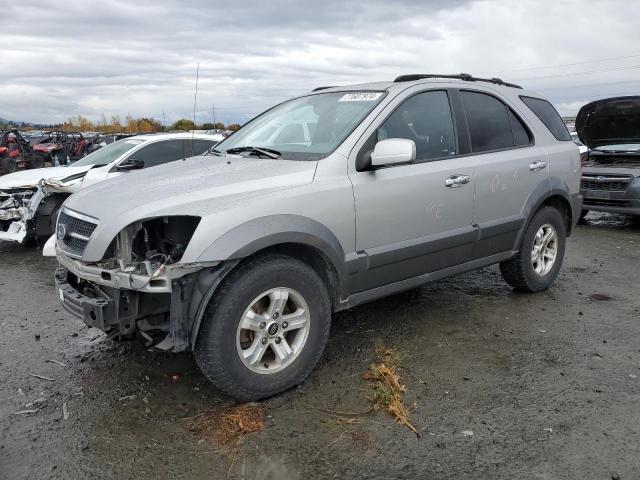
194, 254, 331, 401
500, 206, 566, 292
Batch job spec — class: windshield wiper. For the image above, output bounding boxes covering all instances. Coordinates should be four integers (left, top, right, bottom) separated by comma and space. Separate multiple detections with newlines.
225, 146, 281, 159
205, 147, 224, 156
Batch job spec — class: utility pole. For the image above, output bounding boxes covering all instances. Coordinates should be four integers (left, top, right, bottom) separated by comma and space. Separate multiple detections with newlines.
162, 111, 166, 132
212, 104, 217, 130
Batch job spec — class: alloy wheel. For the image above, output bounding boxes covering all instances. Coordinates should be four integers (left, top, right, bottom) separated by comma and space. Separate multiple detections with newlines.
236, 287, 310, 374
531, 223, 557, 276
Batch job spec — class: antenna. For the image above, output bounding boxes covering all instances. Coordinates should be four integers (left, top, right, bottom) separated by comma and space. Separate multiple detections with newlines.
190, 61, 199, 157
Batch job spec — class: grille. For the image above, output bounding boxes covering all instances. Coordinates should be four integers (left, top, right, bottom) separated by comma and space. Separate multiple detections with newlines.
581, 179, 630, 191
587, 155, 640, 168
57, 209, 98, 257
583, 198, 631, 208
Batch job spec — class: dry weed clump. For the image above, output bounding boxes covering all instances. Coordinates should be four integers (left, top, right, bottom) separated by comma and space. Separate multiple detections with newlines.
190, 403, 265, 445
363, 346, 419, 437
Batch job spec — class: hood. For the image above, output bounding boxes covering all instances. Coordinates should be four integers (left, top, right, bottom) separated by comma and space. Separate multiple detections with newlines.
64, 155, 317, 223
0, 165, 92, 189
576, 96, 640, 149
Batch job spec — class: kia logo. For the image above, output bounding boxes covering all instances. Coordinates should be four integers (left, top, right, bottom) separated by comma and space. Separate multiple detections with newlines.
596, 176, 606, 182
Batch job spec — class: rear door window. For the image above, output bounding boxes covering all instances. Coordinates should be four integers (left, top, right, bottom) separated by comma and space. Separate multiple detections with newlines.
461, 91, 533, 152
509, 110, 533, 147
520, 96, 571, 141
461, 91, 515, 152
129, 140, 185, 168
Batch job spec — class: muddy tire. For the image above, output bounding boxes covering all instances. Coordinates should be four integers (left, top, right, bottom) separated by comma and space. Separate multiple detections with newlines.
500, 206, 566, 292
0, 155, 17, 175
194, 254, 331, 401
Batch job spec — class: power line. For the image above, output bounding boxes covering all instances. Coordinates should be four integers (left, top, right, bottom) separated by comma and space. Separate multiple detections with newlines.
514, 64, 640, 81
536, 78, 640, 91
486, 53, 640, 75
547, 89, 640, 103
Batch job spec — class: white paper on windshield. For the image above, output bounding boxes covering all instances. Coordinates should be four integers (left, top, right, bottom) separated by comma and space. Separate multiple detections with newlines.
338, 92, 383, 102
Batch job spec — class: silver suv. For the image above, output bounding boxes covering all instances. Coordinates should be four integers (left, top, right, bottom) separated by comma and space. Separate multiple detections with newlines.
53, 74, 582, 400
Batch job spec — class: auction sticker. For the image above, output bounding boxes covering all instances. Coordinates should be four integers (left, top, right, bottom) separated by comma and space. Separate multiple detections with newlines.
339, 92, 383, 102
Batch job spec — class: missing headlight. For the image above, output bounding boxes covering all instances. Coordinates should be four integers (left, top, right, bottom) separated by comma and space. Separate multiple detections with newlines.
131, 216, 200, 265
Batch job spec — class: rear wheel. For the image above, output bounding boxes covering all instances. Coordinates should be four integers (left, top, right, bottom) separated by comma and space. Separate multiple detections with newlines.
194, 254, 331, 401
500, 206, 566, 292
0, 155, 16, 175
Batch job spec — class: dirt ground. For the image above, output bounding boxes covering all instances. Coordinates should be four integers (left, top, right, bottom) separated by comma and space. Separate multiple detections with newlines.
1, 212, 639, 480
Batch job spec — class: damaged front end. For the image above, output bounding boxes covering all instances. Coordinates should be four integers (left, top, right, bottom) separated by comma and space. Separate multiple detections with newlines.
55, 214, 230, 352
0, 185, 44, 242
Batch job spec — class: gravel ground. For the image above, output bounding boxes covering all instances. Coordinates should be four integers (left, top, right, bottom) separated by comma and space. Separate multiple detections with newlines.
1, 212, 639, 480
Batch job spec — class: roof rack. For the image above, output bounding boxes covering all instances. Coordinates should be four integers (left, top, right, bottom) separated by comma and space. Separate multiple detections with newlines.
311, 86, 337, 92
393, 73, 522, 89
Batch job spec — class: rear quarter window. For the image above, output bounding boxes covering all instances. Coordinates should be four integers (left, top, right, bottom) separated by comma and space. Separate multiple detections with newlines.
520, 96, 571, 141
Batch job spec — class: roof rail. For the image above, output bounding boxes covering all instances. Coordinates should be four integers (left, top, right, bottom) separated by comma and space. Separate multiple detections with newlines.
393, 73, 522, 89
312, 86, 337, 92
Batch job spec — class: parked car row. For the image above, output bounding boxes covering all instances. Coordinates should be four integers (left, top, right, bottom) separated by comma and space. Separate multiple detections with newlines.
2, 78, 636, 401
0, 130, 170, 175
0, 133, 222, 243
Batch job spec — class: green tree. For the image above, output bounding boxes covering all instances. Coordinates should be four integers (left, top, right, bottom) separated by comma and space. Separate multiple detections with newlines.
170, 119, 196, 131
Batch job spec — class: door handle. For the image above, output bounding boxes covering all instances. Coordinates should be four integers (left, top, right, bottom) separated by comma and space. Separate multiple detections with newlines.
445, 174, 471, 188
529, 161, 548, 171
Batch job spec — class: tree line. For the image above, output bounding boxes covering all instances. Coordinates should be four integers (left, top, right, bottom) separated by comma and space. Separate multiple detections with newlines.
58, 115, 241, 133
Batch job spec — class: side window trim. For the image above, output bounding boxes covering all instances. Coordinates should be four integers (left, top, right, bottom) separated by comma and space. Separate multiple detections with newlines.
450, 88, 536, 158
356, 88, 461, 170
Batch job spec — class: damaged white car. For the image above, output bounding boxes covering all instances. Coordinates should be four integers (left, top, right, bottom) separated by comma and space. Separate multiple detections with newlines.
0, 133, 222, 243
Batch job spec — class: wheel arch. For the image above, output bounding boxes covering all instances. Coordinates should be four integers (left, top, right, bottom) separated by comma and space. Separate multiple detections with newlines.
187, 215, 348, 348
515, 178, 577, 251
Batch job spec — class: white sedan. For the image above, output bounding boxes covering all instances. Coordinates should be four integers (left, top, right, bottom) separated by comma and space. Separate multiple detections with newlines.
0, 132, 222, 244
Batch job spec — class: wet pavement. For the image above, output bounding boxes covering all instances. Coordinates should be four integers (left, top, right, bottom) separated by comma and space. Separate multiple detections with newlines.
1, 212, 639, 479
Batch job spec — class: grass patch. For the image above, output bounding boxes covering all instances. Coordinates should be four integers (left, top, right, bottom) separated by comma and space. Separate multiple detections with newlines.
190, 403, 265, 445
363, 346, 419, 437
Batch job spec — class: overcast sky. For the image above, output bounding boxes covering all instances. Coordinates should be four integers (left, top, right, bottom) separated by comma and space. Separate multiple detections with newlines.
2, 0, 639, 125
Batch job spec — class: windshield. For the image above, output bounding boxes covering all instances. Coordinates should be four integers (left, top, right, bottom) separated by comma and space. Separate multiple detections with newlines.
216, 91, 385, 160
72, 139, 144, 167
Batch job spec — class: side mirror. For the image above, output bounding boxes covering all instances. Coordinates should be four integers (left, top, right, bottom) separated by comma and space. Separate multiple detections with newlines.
116, 158, 144, 171
370, 138, 416, 168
